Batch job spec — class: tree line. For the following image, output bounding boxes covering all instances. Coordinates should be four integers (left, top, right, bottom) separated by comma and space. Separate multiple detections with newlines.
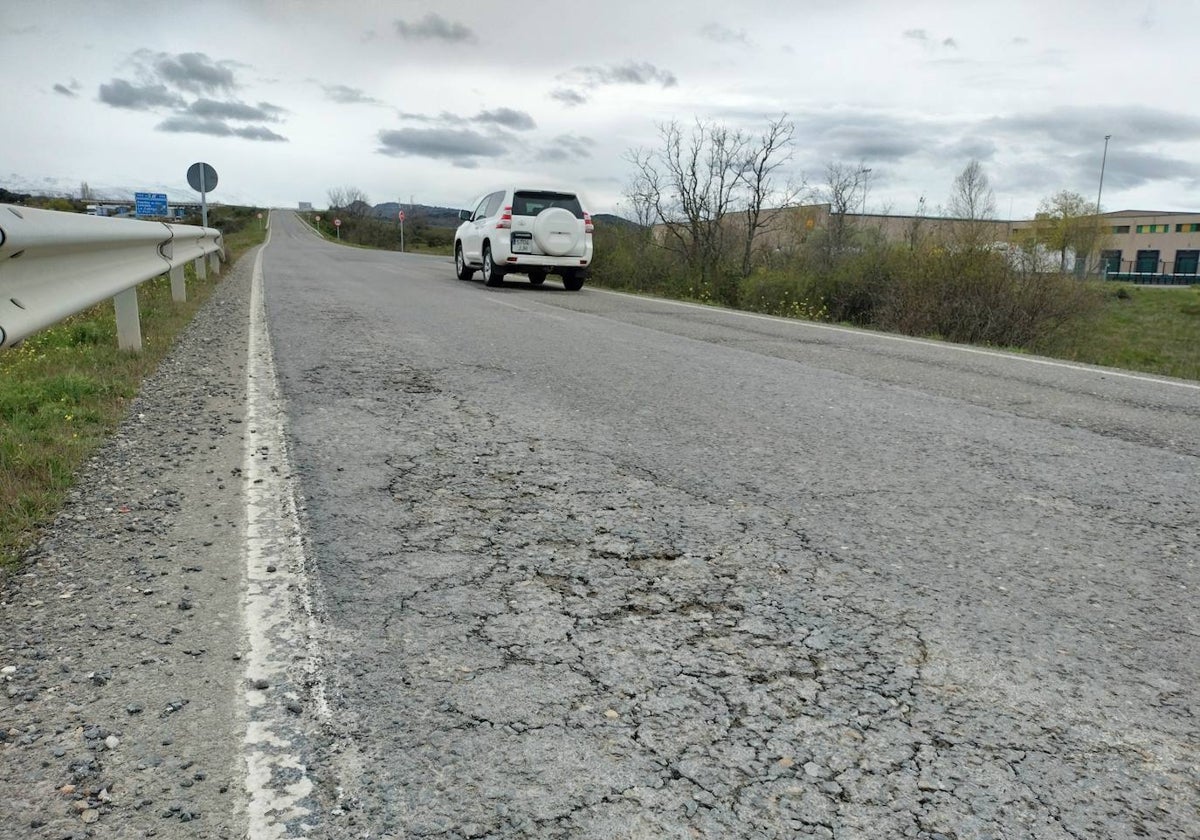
594, 114, 1105, 349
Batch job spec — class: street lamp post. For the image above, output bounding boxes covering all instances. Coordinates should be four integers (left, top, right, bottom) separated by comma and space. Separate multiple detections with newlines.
1093, 135, 1112, 275
1096, 134, 1112, 215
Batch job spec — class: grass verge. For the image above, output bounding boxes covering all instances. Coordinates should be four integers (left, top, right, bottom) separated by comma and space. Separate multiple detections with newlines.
1033, 283, 1200, 380
0, 210, 267, 573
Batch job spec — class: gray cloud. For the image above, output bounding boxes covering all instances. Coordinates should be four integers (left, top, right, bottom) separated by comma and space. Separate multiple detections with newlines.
155, 114, 286, 141
944, 136, 998, 162
986, 106, 1200, 148
903, 28, 929, 41
980, 107, 1200, 201
98, 79, 185, 110
98, 50, 288, 143
942, 37, 958, 48
157, 115, 233, 136
537, 134, 596, 163
794, 112, 925, 162
550, 88, 587, 107
1103, 150, 1200, 190
395, 13, 475, 43
53, 83, 77, 97
157, 114, 285, 141
474, 108, 536, 131
700, 22, 749, 46
233, 125, 287, 142
377, 127, 507, 162
568, 61, 678, 88
150, 51, 236, 94
324, 84, 384, 106
188, 98, 285, 122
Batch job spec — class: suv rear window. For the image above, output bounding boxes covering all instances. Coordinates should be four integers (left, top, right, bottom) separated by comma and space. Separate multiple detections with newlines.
513, 191, 583, 219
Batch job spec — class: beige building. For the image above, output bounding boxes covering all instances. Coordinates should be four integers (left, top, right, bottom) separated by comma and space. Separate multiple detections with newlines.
656, 204, 1200, 280
1076, 210, 1199, 276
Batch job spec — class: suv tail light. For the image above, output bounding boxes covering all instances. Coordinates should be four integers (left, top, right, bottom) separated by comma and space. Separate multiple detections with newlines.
583, 211, 594, 234
496, 206, 512, 229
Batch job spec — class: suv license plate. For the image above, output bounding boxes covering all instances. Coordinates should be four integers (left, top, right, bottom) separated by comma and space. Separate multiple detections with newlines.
512, 238, 532, 254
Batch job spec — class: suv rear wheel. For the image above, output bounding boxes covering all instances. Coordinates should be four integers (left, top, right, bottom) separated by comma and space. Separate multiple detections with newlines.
482, 243, 504, 287
561, 270, 585, 292
455, 244, 475, 280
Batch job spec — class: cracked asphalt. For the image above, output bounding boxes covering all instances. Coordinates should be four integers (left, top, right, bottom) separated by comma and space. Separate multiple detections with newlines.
261, 213, 1199, 838
2, 209, 1196, 840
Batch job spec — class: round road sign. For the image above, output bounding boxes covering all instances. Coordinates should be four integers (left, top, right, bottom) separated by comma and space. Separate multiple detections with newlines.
399, 210, 406, 222
334, 218, 341, 227
186, 162, 218, 193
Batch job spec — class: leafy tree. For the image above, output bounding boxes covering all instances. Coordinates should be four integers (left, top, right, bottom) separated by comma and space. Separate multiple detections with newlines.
1032, 190, 1107, 272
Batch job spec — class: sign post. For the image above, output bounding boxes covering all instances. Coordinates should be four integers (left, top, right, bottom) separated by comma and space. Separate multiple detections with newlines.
334, 218, 341, 240
186, 162, 218, 227
399, 209, 406, 252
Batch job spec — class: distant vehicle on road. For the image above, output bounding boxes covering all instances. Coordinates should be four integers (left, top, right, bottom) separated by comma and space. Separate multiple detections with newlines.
454, 188, 593, 290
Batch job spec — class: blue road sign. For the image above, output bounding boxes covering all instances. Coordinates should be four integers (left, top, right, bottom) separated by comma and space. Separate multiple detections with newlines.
135, 192, 169, 217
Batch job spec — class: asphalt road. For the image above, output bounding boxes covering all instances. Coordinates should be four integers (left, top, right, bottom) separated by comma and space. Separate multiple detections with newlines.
259, 210, 1199, 839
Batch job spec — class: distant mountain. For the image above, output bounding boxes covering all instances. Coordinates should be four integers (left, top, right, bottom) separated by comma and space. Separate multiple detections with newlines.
373, 202, 463, 228
368, 204, 641, 231
593, 213, 640, 229
1, 173, 253, 205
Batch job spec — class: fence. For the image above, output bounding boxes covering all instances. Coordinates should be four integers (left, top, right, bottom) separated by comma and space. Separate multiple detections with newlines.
0, 204, 223, 350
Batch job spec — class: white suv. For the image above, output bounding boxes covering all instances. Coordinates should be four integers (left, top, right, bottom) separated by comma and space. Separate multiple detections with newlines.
454, 188, 593, 290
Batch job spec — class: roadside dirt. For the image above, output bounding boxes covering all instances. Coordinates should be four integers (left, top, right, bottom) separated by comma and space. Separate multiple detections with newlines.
1, 254, 255, 840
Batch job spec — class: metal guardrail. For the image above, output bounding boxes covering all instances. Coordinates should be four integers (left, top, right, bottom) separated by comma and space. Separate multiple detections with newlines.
0, 203, 224, 351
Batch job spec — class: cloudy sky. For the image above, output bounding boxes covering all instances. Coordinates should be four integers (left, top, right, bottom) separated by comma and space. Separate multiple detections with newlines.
3, 0, 1198, 219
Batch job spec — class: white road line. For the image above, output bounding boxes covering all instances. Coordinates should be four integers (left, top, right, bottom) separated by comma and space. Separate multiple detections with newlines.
243, 214, 328, 838
591, 288, 1200, 392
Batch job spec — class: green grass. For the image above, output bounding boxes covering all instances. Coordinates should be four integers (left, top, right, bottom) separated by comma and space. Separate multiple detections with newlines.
301, 212, 454, 257
0, 210, 266, 572
1035, 283, 1200, 380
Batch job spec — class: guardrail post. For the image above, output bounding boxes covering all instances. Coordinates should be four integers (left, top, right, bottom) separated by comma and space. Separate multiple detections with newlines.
113, 287, 142, 351
208, 251, 220, 275
195, 255, 207, 280
170, 265, 186, 302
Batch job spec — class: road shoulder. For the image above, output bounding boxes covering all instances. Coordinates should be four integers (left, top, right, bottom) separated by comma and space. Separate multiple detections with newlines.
1, 250, 255, 839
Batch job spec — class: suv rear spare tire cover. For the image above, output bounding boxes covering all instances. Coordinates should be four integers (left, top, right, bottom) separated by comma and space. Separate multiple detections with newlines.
532, 207, 581, 256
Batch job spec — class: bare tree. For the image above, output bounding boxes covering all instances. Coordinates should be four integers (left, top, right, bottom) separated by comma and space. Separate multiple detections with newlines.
735, 115, 804, 276
344, 187, 371, 217
948, 160, 997, 249
326, 187, 347, 211
905, 196, 929, 251
625, 114, 801, 285
626, 119, 748, 284
816, 162, 871, 265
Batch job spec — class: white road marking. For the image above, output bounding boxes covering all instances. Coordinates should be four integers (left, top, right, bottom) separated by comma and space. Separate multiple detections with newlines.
243, 214, 329, 838
592, 288, 1200, 392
